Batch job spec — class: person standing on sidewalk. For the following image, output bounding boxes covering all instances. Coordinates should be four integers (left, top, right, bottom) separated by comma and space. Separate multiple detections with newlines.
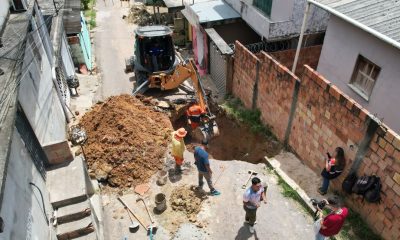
243, 177, 266, 233
171, 128, 187, 173
319, 147, 346, 195
194, 140, 221, 196
315, 196, 348, 240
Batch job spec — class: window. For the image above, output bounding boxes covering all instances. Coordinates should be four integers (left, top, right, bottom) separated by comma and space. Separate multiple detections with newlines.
253, 0, 272, 17
349, 55, 380, 100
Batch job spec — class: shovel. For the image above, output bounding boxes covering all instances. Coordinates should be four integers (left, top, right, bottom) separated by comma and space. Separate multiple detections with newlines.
124, 207, 139, 232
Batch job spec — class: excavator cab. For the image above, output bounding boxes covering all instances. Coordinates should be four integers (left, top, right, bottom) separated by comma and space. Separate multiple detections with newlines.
131, 26, 219, 141
133, 26, 178, 89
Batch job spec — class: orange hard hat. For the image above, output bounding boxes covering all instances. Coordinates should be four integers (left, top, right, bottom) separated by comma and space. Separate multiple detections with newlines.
174, 128, 187, 138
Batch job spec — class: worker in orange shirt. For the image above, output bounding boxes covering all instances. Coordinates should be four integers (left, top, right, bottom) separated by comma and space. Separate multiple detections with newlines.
186, 103, 205, 130
171, 128, 187, 173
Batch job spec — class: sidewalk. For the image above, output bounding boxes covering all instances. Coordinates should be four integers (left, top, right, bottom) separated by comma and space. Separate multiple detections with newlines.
266, 151, 328, 210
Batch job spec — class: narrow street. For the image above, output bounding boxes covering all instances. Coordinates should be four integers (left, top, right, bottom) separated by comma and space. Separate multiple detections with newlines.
0, 0, 397, 239
94, 0, 135, 99
90, 1, 316, 240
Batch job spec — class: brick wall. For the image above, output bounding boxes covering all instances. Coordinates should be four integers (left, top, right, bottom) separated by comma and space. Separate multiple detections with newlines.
232, 41, 258, 109
288, 66, 365, 172
350, 128, 400, 240
257, 52, 299, 141
270, 45, 322, 76
231, 41, 400, 239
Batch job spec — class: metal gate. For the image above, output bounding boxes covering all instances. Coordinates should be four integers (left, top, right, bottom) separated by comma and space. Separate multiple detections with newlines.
15, 106, 49, 179
209, 43, 227, 99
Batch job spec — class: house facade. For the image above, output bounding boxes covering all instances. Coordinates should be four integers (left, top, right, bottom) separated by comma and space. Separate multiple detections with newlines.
314, 0, 400, 132
223, 0, 329, 41
0, 0, 76, 238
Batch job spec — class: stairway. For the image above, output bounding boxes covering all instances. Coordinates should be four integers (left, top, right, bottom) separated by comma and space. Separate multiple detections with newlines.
47, 156, 101, 240
56, 198, 95, 240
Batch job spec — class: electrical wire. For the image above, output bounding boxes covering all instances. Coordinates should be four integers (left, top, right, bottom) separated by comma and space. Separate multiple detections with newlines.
0, 13, 53, 60
0, 32, 49, 95
0, 2, 65, 60
0, 40, 48, 107
0, 0, 69, 126
0, 2, 64, 124
0, 19, 68, 116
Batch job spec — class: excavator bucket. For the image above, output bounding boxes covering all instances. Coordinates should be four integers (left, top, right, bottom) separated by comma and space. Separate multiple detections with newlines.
199, 117, 219, 141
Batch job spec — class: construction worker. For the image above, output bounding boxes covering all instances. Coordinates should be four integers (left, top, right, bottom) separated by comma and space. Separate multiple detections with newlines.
194, 139, 221, 196
186, 103, 205, 130
243, 177, 266, 234
171, 128, 187, 173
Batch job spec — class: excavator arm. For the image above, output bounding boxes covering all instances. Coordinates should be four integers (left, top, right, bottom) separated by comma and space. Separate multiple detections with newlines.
148, 58, 219, 139
153, 59, 208, 113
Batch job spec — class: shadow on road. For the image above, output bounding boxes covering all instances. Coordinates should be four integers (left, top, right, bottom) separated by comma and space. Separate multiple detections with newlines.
234, 224, 259, 240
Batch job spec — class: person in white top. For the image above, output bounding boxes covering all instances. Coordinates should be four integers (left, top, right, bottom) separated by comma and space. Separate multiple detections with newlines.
243, 177, 267, 233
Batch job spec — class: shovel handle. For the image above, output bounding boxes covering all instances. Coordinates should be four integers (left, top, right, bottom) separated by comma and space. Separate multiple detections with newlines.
144, 202, 155, 224
118, 197, 147, 229
242, 173, 253, 189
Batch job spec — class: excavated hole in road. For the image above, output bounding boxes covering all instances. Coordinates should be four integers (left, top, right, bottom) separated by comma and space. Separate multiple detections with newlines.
172, 112, 282, 164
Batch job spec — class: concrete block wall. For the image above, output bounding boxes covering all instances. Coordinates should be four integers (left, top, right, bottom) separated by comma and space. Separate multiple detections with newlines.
270, 45, 322, 76
232, 41, 400, 239
257, 52, 299, 141
232, 42, 258, 109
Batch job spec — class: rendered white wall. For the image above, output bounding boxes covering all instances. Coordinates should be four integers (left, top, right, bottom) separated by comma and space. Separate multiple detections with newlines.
18, 14, 67, 146
0, 130, 52, 240
224, 0, 329, 40
268, 1, 329, 40
270, 0, 294, 22
0, 0, 10, 32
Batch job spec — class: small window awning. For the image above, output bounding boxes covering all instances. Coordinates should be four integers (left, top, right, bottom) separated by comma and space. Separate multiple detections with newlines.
182, 0, 240, 27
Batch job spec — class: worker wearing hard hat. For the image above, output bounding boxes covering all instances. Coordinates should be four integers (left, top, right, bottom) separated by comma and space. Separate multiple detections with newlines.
186, 103, 205, 130
171, 128, 187, 173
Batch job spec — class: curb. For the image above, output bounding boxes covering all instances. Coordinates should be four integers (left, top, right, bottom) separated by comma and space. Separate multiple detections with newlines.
264, 156, 316, 215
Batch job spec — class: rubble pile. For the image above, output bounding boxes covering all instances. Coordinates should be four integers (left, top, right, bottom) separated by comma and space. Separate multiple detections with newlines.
170, 185, 207, 222
80, 95, 172, 188
126, 3, 153, 26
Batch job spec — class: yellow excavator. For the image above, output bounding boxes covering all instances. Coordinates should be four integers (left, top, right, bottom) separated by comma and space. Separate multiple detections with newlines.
129, 25, 219, 140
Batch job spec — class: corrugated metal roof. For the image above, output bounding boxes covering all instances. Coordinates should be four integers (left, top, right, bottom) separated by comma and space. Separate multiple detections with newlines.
163, 0, 212, 9
182, 0, 240, 26
63, 0, 81, 35
315, 0, 400, 43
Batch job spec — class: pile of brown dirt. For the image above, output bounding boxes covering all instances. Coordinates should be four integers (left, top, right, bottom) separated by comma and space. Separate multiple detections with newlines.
80, 95, 172, 188
170, 185, 207, 222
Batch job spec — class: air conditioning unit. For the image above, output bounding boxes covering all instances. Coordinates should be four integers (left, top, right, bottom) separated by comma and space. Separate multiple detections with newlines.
11, 0, 28, 12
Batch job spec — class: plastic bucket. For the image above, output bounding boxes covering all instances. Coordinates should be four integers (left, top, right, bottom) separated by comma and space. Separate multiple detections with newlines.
155, 193, 166, 212
156, 170, 168, 186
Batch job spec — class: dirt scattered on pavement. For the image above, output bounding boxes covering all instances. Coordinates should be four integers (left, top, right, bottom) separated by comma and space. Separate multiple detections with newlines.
80, 95, 172, 188
170, 185, 207, 222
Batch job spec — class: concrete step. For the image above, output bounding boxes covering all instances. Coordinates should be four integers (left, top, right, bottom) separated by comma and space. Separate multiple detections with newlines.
57, 199, 91, 224
48, 156, 87, 208
73, 231, 97, 240
57, 215, 94, 240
